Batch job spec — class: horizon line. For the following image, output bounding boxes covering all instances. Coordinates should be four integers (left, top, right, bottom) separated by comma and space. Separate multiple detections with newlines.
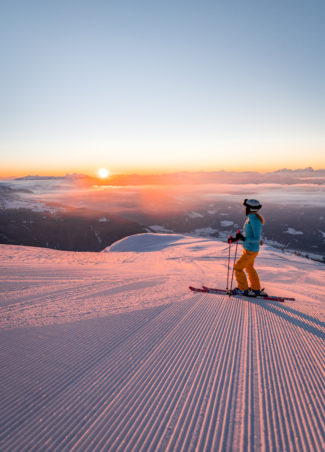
1, 166, 325, 180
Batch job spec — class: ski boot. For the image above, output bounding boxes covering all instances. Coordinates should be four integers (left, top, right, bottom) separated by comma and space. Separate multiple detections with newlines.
248, 288, 268, 297
231, 287, 249, 296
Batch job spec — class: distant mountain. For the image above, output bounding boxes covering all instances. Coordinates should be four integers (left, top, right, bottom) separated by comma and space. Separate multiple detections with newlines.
102, 168, 325, 186
15, 174, 88, 181
11, 168, 325, 186
0, 202, 324, 260
15, 175, 65, 180
0, 208, 146, 252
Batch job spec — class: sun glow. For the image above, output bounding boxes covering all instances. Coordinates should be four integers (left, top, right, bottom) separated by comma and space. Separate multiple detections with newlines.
98, 168, 110, 179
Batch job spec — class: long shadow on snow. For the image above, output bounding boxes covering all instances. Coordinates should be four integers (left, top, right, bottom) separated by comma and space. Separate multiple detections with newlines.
243, 297, 325, 341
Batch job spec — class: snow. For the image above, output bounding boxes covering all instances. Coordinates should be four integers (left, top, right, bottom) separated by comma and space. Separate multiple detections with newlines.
93, 228, 102, 244
193, 227, 218, 237
0, 233, 324, 451
186, 211, 204, 219
220, 220, 234, 227
263, 238, 286, 248
147, 225, 173, 233
284, 227, 304, 235
0, 197, 61, 213
98, 217, 110, 223
107, 232, 187, 252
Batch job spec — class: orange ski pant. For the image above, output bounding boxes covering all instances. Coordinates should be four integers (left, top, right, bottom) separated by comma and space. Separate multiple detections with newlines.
234, 249, 260, 291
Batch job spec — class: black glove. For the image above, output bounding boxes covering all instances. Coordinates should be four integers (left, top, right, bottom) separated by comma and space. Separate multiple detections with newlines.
235, 231, 245, 241
228, 231, 245, 244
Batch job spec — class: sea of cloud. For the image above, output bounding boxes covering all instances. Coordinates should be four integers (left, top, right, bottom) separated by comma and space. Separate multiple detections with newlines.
1, 170, 325, 215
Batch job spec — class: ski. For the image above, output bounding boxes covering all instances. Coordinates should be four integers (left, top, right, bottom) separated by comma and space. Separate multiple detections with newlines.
189, 286, 295, 303
202, 286, 295, 301
189, 286, 231, 296
189, 286, 217, 294
189, 285, 284, 302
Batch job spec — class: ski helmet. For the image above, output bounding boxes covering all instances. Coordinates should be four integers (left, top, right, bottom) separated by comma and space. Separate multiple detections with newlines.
242, 199, 262, 214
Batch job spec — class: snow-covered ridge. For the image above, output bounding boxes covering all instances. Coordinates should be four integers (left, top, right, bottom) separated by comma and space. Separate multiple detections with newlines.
0, 233, 324, 451
0, 233, 324, 325
106, 232, 187, 252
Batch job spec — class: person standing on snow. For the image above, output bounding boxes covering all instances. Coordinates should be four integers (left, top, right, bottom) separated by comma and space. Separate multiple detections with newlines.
228, 199, 268, 297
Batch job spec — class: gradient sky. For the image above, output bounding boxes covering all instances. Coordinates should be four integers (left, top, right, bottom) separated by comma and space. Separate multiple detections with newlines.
1, 0, 325, 176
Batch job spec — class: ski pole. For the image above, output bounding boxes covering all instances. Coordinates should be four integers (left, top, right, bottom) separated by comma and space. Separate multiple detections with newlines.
226, 238, 231, 291
229, 230, 240, 295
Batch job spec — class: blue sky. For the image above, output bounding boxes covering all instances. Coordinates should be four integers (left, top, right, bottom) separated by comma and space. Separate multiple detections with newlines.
1, 0, 324, 176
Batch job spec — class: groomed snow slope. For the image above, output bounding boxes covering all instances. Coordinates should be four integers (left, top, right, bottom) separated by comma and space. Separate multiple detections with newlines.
0, 234, 324, 451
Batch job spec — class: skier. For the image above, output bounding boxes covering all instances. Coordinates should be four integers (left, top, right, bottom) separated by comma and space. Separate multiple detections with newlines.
228, 199, 268, 297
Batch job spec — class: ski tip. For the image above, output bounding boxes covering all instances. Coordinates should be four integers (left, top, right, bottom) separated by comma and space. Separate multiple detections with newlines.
189, 286, 206, 293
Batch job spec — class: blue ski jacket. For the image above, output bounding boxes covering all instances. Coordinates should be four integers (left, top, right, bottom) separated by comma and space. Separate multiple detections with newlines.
243, 214, 263, 252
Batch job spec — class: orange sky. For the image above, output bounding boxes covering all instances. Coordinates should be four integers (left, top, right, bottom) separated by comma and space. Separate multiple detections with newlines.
1, 157, 325, 179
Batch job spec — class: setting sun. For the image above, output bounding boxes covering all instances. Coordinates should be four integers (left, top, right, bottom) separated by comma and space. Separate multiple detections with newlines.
98, 168, 110, 179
